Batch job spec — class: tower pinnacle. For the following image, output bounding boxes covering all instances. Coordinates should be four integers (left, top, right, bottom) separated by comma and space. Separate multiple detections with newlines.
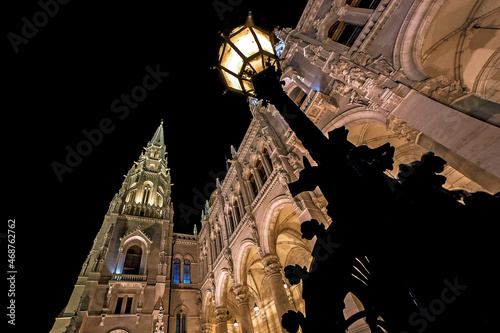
148, 120, 165, 149
108, 122, 173, 219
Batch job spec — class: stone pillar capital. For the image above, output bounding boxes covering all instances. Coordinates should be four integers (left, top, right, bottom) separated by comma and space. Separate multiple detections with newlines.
261, 254, 282, 276
233, 285, 251, 305
215, 306, 230, 323
201, 323, 212, 333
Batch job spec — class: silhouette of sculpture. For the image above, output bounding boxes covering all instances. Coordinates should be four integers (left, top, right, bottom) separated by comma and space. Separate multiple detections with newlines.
252, 66, 499, 333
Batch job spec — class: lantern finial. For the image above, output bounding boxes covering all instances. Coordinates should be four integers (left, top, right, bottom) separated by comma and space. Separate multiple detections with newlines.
246, 11, 254, 26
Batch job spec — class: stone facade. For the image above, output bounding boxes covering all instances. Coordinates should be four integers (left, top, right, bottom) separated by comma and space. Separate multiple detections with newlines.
50, 123, 202, 333
51, 1, 499, 332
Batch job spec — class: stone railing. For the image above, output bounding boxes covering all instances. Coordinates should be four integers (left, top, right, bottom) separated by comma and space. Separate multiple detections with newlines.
112, 274, 147, 282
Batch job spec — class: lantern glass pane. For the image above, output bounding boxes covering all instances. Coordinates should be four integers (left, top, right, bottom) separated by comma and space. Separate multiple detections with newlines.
221, 70, 242, 91
242, 79, 253, 93
220, 43, 244, 75
252, 28, 274, 53
249, 56, 264, 73
231, 25, 244, 35
230, 28, 259, 58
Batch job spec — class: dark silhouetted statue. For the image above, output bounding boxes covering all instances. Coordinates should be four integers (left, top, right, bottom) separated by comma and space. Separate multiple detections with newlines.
252, 66, 499, 333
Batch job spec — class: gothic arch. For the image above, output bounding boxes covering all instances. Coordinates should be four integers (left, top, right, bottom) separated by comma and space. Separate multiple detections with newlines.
215, 269, 232, 306
107, 329, 129, 333
115, 230, 152, 275
214, 269, 241, 330
173, 305, 189, 333
183, 253, 195, 263
172, 252, 184, 261
273, 204, 313, 316
316, 9, 341, 42
471, 39, 500, 102
260, 195, 292, 255
395, 0, 500, 92
233, 239, 260, 286
172, 304, 190, 316
321, 107, 386, 134
201, 289, 216, 329
394, 0, 441, 81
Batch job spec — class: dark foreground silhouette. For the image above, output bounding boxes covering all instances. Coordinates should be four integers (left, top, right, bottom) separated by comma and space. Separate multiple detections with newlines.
252, 66, 499, 333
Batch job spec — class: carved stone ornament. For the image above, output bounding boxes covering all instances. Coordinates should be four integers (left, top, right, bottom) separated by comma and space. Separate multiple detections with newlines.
261, 254, 282, 276
366, 55, 395, 77
386, 114, 420, 142
223, 248, 234, 274
233, 285, 251, 305
215, 306, 231, 323
287, 152, 302, 171
412, 75, 469, 105
331, 80, 352, 97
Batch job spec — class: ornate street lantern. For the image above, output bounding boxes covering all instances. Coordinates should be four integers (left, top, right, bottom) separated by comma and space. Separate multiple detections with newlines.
217, 12, 280, 96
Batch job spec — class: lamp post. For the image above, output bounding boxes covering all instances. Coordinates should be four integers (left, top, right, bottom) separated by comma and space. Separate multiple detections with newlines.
216, 13, 330, 167
215, 11, 401, 333
216, 10, 499, 333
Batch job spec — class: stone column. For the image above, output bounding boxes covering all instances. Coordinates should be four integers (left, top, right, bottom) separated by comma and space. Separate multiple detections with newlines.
233, 285, 254, 333
251, 167, 264, 190
259, 152, 273, 177
261, 254, 293, 330
236, 194, 246, 220
201, 323, 213, 333
338, 5, 373, 26
215, 306, 230, 333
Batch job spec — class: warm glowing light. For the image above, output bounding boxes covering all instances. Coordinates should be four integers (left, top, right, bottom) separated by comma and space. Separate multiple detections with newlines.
254, 303, 259, 314
217, 12, 279, 96
234, 319, 238, 328
230, 28, 260, 58
220, 44, 244, 76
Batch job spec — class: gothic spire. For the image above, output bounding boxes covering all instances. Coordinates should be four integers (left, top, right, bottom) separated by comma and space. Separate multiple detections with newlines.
108, 121, 173, 220
148, 120, 165, 148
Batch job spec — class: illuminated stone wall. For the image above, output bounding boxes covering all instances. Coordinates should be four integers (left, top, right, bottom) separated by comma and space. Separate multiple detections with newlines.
51, 1, 499, 332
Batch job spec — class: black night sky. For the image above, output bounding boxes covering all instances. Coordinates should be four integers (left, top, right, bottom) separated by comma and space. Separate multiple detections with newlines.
5, 1, 306, 331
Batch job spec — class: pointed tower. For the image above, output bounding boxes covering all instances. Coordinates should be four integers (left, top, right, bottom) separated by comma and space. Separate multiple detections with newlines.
109, 120, 173, 220
50, 121, 201, 333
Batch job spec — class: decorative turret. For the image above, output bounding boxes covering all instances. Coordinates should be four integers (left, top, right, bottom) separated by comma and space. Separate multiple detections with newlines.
109, 121, 173, 219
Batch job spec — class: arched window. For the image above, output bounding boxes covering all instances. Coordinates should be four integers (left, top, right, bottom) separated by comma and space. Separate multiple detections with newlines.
173, 259, 181, 283
233, 199, 241, 225
123, 245, 142, 275
328, 21, 362, 47
183, 260, 191, 283
124, 297, 133, 314
227, 210, 234, 235
114, 295, 134, 314
289, 87, 308, 106
263, 148, 273, 173
126, 190, 136, 203
248, 173, 258, 198
143, 183, 152, 205
115, 297, 123, 314
175, 311, 187, 333
256, 158, 267, 184
216, 230, 222, 254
